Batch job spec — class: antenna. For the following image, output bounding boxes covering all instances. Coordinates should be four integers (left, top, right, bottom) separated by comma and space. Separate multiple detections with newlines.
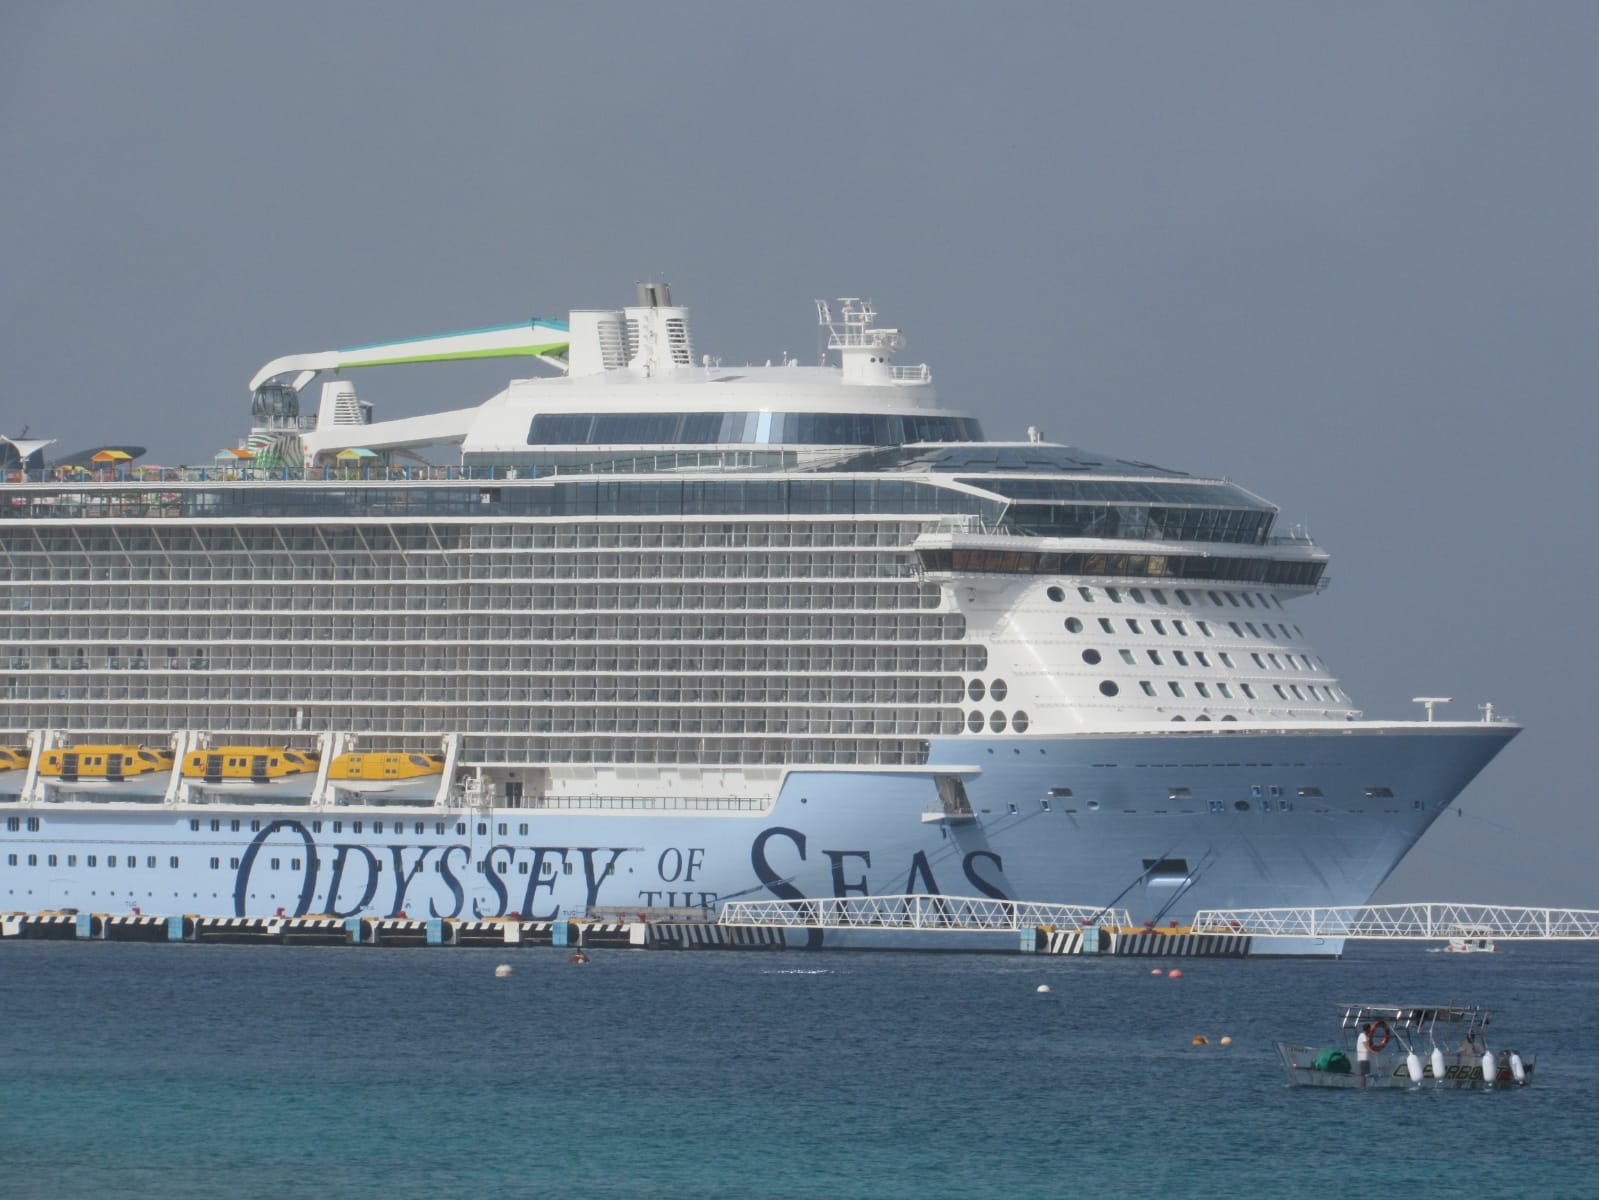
1411, 697, 1453, 722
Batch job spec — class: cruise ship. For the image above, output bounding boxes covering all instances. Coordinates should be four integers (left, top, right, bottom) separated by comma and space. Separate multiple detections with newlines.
0, 286, 1517, 949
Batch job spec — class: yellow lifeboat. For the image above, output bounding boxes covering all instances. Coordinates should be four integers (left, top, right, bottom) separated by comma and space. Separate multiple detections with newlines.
180, 746, 320, 800
328, 751, 447, 800
0, 746, 29, 773
38, 744, 175, 794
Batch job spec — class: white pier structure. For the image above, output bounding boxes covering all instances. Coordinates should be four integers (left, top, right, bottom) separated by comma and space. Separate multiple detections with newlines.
718, 894, 1130, 932
1192, 903, 1599, 940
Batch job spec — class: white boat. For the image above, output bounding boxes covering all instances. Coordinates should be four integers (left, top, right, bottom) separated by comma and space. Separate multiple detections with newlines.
0, 286, 1520, 942
1276, 1004, 1533, 1089
1444, 926, 1498, 953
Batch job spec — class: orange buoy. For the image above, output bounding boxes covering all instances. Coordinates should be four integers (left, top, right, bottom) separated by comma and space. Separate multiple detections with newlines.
1168, 968, 1184, 979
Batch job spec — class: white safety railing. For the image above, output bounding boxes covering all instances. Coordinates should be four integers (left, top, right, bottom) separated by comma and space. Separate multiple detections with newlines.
719, 894, 1129, 932
1190, 903, 1599, 939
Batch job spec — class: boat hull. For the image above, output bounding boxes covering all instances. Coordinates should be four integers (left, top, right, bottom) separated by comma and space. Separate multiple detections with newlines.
1276, 1042, 1533, 1089
0, 725, 1513, 952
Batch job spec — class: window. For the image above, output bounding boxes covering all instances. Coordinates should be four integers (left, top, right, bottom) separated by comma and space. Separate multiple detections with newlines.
1195, 682, 1211, 698
1151, 619, 1165, 635
1197, 622, 1212, 637
1120, 649, 1136, 664
1078, 587, 1094, 602
1099, 681, 1119, 697
1064, 617, 1083, 633
1147, 650, 1163, 665
1297, 787, 1323, 798
1365, 787, 1394, 798
1241, 684, 1256, 699
1012, 711, 1030, 732
1127, 620, 1142, 634
1046, 586, 1065, 602
967, 711, 984, 733
1140, 681, 1156, 696
1173, 651, 1188, 666
1173, 621, 1187, 636
1106, 587, 1122, 603
1049, 787, 1073, 797
1194, 652, 1209, 666
1168, 682, 1185, 697
1082, 649, 1102, 665
1098, 618, 1114, 634
189, 819, 200, 832
990, 679, 1008, 701
1217, 683, 1233, 698
968, 679, 986, 702
990, 711, 1008, 733
1176, 590, 1191, 605
1219, 652, 1234, 668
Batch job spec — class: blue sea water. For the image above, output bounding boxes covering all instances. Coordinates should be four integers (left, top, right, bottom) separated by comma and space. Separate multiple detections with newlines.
2, 939, 1596, 1199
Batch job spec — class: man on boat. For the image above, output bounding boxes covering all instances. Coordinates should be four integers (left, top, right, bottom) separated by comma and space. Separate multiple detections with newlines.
1356, 1027, 1372, 1087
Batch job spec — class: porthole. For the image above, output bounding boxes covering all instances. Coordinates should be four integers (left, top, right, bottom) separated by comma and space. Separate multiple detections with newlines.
967, 710, 985, 733
1129, 588, 1145, 603
1233, 800, 1250, 811
1086, 800, 1101, 811
968, 679, 986, 702
990, 711, 1008, 733
990, 679, 1008, 701
1098, 680, 1119, 697
1081, 649, 1101, 665
1012, 711, 1030, 733
1046, 586, 1065, 602
1064, 616, 1084, 633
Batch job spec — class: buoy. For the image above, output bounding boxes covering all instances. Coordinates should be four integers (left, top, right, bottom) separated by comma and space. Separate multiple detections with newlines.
1192, 1035, 1208, 1045
1219, 1036, 1233, 1047
569, 951, 589, 964
1168, 968, 1183, 979
1036, 984, 1051, 994
1510, 1052, 1526, 1084
494, 964, 512, 978
1406, 1052, 1424, 1083
1150, 968, 1164, 976
1431, 1046, 1446, 1081
1482, 1049, 1496, 1086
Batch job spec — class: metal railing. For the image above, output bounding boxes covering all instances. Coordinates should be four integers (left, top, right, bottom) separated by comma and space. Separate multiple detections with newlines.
1190, 903, 1599, 939
718, 894, 1130, 931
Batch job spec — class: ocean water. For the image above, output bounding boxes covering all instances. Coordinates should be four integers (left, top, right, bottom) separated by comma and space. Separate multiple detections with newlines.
2, 939, 1595, 1199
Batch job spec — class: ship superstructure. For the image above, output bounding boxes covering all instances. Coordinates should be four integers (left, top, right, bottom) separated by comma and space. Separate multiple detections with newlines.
0, 286, 1517, 946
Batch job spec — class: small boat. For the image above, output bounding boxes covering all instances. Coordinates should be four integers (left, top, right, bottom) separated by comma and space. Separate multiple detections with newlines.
1276, 1003, 1533, 1090
327, 751, 447, 801
1444, 926, 1498, 953
37, 744, 176, 795
180, 746, 320, 800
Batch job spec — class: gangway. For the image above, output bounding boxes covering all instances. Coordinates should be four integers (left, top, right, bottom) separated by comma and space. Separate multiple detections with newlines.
718, 894, 1130, 932
1191, 903, 1599, 940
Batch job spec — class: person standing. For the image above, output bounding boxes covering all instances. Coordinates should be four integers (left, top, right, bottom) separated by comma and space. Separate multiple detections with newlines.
1356, 1027, 1373, 1087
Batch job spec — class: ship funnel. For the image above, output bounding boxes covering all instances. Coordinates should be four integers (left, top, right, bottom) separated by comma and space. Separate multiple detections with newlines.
623, 282, 692, 376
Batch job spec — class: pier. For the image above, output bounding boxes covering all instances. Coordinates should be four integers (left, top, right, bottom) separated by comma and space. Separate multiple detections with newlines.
9, 898, 1591, 956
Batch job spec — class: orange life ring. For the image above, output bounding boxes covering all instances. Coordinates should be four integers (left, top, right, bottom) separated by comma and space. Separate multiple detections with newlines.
1365, 1020, 1391, 1052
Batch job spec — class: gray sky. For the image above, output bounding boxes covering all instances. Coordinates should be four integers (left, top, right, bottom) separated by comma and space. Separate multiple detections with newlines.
4, 2, 1595, 904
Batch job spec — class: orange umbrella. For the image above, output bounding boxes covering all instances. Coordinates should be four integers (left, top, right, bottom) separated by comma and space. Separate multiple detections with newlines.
91, 449, 133, 463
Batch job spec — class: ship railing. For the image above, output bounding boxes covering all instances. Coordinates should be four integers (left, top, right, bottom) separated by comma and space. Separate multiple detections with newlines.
719, 894, 1132, 931
527, 795, 768, 813
1191, 903, 1599, 939
890, 364, 931, 383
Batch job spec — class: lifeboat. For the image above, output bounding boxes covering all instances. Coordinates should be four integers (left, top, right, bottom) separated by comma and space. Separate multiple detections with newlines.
37, 744, 176, 795
328, 751, 447, 801
180, 746, 320, 801
0, 746, 29, 792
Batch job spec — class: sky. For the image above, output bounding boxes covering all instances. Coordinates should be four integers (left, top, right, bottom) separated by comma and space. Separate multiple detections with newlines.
3, 2, 1595, 905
